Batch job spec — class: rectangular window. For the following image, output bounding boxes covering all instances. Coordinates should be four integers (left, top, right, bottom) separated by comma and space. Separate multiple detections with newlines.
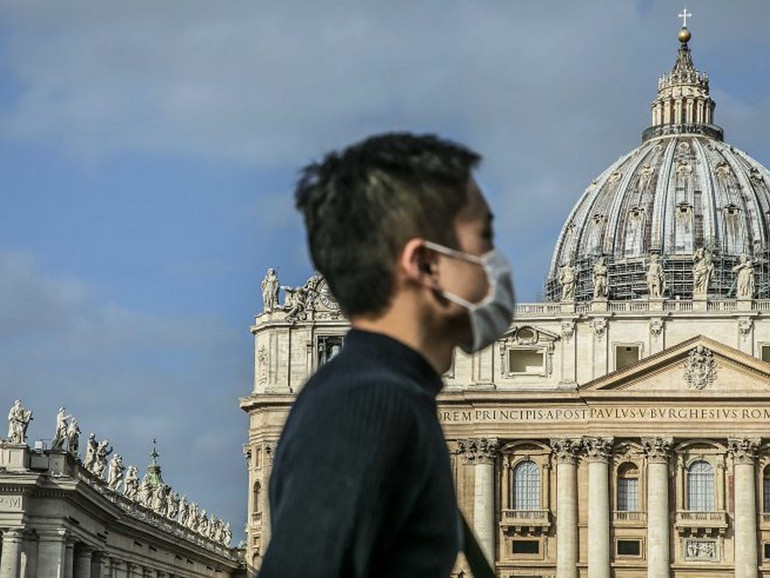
317, 336, 344, 366
617, 540, 641, 557
615, 345, 640, 370
617, 478, 639, 511
764, 543, 770, 559
511, 540, 539, 555
508, 349, 544, 374
762, 345, 770, 364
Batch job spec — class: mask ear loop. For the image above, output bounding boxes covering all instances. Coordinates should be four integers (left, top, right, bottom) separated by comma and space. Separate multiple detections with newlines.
422, 240, 485, 266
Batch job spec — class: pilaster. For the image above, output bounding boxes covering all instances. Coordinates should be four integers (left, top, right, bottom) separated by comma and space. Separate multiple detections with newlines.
0, 528, 24, 578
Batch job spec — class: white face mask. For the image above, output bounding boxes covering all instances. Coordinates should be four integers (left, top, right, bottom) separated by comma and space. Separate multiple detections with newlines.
423, 241, 516, 353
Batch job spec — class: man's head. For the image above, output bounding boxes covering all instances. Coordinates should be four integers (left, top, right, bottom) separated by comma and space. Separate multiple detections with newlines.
295, 132, 483, 319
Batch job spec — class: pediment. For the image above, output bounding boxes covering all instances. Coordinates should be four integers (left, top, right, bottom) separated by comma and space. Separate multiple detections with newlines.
500, 324, 560, 346
581, 335, 770, 396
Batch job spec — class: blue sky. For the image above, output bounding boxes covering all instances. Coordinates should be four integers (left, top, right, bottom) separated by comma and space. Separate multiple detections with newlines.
1, 1, 769, 541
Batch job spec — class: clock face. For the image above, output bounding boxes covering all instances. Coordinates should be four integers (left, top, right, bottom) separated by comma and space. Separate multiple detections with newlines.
318, 280, 340, 311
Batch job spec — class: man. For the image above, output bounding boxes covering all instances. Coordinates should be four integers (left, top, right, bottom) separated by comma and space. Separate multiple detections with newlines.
260, 133, 515, 577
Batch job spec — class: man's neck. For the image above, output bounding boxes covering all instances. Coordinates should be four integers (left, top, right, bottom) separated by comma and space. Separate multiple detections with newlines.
350, 306, 455, 375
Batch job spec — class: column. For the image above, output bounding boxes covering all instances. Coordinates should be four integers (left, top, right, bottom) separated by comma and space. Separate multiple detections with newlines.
585, 437, 613, 578
37, 529, 68, 578
262, 442, 275, 550
458, 438, 498, 565
73, 545, 93, 578
729, 438, 760, 578
642, 437, 672, 578
65, 540, 75, 578
0, 528, 24, 578
109, 558, 122, 578
551, 438, 581, 578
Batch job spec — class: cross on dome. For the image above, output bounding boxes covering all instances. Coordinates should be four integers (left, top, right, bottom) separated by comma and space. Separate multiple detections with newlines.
678, 7, 692, 28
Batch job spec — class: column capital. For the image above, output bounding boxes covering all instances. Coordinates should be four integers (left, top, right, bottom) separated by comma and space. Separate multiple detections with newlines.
728, 437, 761, 465
1, 527, 24, 541
550, 438, 582, 464
457, 438, 499, 464
37, 528, 68, 541
583, 437, 614, 462
642, 436, 673, 463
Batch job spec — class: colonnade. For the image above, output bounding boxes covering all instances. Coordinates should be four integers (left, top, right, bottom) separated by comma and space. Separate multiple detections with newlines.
458, 436, 763, 578
0, 529, 182, 578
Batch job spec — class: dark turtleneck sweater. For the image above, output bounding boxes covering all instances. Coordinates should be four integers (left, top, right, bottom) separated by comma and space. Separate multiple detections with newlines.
259, 329, 460, 577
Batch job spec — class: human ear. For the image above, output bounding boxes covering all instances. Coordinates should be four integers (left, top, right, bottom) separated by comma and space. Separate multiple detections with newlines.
401, 238, 438, 288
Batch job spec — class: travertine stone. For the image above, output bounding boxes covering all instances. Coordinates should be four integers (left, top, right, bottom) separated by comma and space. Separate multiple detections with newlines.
73, 546, 93, 578
584, 438, 612, 578
643, 437, 672, 578
551, 439, 580, 578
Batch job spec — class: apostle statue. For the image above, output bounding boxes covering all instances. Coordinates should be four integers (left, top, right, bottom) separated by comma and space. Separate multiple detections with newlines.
167, 490, 180, 520
7, 399, 33, 444
123, 465, 139, 500
693, 247, 714, 298
592, 256, 608, 299
559, 263, 577, 301
733, 253, 755, 299
66, 418, 81, 455
107, 454, 125, 491
153, 484, 168, 516
84, 434, 98, 471
646, 254, 666, 298
51, 406, 72, 450
261, 268, 280, 312
187, 503, 199, 531
198, 509, 209, 536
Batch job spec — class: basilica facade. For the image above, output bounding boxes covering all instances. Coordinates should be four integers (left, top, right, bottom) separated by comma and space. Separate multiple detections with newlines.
241, 25, 770, 578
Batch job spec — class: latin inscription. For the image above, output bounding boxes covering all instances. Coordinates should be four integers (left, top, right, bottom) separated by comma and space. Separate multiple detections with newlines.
438, 407, 770, 423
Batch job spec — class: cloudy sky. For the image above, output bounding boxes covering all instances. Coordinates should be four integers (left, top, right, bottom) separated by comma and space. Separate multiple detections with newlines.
1, 1, 768, 541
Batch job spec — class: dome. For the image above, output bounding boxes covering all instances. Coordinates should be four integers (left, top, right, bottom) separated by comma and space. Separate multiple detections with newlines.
547, 29, 770, 302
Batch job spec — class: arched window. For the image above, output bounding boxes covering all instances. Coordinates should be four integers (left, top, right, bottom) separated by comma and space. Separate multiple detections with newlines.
253, 481, 262, 513
512, 460, 540, 510
763, 466, 770, 513
617, 463, 639, 511
687, 460, 714, 511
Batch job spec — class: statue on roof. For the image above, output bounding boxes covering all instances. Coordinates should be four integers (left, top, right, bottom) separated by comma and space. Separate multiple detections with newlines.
51, 406, 72, 451
733, 253, 755, 299
198, 509, 209, 536
167, 490, 180, 520
153, 484, 168, 515
123, 465, 139, 500
107, 454, 125, 491
261, 268, 280, 312
93, 439, 113, 477
187, 503, 199, 531
84, 433, 98, 471
593, 256, 609, 299
559, 263, 577, 301
693, 247, 713, 298
138, 477, 153, 507
222, 522, 232, 547
66, 418, 81, 455
7, 399, 33, 445
647, 254, 666, 298
177, 495, 189, 526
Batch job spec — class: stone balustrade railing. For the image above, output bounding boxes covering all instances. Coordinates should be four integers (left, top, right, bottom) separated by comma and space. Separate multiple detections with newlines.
513, 299, 770, 317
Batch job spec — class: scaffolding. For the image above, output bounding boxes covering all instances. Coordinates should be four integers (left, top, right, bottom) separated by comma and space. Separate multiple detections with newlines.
545, 250, 770, 302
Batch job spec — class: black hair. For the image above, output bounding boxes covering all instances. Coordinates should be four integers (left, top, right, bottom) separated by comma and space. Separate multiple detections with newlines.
295, 132, 481, 317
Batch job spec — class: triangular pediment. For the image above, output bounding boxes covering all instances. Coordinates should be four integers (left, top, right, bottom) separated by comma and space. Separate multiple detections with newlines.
581, 335, 770, 396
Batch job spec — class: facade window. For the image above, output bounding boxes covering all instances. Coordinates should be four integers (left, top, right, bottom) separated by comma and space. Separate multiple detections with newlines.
511, 539, 539, 555
617, 539, 641, 557
508, 349, 545, 375
615, 345, 641, 370
617, 464, 639, 511
763, 467, 770, 513
763, 344, 770, 363
687, 460, 715, 511
318, 336, 344, 366
764, 543, 770, 560
512, 460, 540, 510
253, 481, 262, 513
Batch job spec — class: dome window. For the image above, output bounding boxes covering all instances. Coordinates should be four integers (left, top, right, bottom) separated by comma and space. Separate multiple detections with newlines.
592, 213, 606, 225
723, 204, 740, 217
